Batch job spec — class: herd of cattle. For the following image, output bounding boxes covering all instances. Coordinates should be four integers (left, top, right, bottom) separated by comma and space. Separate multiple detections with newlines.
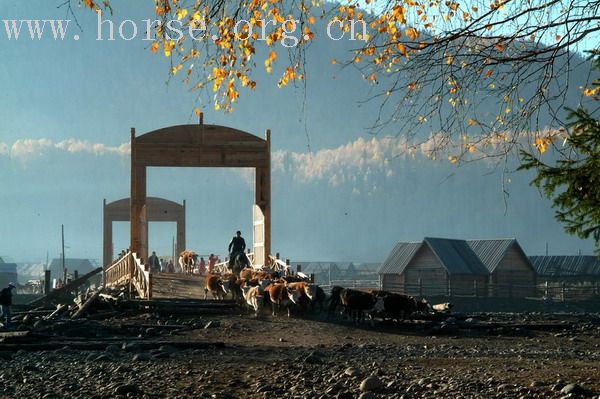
204, 268, 452, 322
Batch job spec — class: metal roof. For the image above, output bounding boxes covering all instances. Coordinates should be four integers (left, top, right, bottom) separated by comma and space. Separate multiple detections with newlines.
378, 242, 422, 274
424, 237, 489, 275
467, 239, 524, 273
529, 256, 600, 277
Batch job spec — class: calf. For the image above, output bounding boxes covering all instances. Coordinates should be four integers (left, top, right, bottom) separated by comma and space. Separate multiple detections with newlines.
242, 285, 263, 316
204, 274, 228, 300
303, 284, 326, 313
264, 283, 293, 317
286, 282, 311, 316
222, 273, 244, 303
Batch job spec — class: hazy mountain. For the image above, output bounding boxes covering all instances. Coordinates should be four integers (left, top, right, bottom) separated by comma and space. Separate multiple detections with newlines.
0, 1, 596, 264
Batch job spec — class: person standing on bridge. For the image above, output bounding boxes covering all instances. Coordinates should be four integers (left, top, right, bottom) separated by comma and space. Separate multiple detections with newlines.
228, 231, 246, 268
148, 251, 160, 273
208, 254, 217, 274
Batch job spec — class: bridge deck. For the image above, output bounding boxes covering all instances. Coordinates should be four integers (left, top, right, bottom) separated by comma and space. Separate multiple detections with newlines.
151, 273, 207, 299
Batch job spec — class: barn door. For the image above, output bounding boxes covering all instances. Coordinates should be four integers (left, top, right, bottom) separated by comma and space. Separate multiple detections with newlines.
253, 204, 265, 266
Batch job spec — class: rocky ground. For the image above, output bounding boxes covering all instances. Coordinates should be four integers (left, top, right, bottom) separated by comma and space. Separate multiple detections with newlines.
1, 311, 599, 399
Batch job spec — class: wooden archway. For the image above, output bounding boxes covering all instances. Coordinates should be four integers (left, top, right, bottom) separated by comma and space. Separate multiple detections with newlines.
103, 197, 186, 266
130, 121, 271, 266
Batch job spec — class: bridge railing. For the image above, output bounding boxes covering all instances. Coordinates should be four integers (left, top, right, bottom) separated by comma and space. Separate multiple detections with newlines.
214, 252, 255, 273
104, 251, 151, 299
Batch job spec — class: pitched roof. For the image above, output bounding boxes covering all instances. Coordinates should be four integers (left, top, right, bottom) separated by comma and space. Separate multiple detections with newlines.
378, 242, 422, 274
529, 256, 600, 277
48, 258, 97, 273
466, 239, 535, 273
424, 237, 489, 275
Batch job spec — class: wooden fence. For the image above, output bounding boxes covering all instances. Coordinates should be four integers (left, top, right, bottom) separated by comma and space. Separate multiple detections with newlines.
104, 251, 151, 299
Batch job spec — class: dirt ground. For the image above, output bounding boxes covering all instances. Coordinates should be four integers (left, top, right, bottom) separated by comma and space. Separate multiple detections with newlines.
1, 310, 599, 399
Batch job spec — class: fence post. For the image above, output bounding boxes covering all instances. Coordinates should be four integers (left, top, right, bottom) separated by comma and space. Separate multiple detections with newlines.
74, 270, 79, 298
545, 281, 548, 298
418, 278, 422, 297
310, 273, 315, 283
561, 282, 566, 302
447, 278, 452, 297
44, 270, 51, 295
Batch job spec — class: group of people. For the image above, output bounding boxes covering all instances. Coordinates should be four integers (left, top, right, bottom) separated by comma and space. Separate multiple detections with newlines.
147, 254, 175, 273
146, 230, 247, 275
147, 251, 220, 275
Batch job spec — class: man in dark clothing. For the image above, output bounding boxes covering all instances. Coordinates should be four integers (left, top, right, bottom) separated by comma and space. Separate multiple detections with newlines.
0, 282, 16, 328
228, 231, 246, 268
148, 251, 160, 273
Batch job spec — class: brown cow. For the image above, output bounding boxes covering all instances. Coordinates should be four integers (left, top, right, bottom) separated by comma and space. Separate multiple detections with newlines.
239, 268, 254, 280
303, 283, 326, 313
264, 283, 293, 317
204, 274, 228, 300
242, 285, 263, 316
286, 282, 311, 315
179, 250, 198, 274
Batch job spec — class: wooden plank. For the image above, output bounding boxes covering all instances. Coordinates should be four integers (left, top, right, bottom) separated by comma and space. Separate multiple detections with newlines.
27, 267, 103, 306
72, 290, 102, 319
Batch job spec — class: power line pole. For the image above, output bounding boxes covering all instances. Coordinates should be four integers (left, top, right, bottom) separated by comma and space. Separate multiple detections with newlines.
61, 224, 66, 283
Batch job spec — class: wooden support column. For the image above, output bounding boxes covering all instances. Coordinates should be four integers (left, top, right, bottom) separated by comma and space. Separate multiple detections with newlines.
253, 129, 271, 266
176, 200, 186, 257
131, 128, 148, 261
102, 199, 112, 267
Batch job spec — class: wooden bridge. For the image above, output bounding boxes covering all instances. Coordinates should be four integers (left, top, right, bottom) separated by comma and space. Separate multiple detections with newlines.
103, 250, 290, 300
102, 120, 288, 300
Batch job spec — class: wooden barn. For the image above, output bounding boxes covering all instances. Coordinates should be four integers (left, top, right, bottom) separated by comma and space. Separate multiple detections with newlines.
529, 256, 600, 283
378, 237, 489, 297
467, 239, 537, 297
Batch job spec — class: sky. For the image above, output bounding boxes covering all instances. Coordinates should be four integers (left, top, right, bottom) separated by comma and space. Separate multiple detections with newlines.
0, 0, 597, 265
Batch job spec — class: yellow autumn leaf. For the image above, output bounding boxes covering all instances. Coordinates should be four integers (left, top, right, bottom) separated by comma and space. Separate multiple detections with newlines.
494, 42, 505, 52
405, 27, 419, 41
467, 118, 477, 126
150, 42, 160, 54
408, 82, 417, 90
176, 8, 188, 20
583, 87, 596, 96
164, 40, 175, 57
448, 155, 458, 164
534, 138, 547, 154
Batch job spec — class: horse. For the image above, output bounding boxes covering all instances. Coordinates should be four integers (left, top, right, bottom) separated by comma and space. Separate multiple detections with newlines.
178, 250, 198, 274
229, 252, 250, 276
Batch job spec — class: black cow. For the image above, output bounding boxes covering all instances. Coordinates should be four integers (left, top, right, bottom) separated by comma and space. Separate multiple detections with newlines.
370, 290, 430, 321
340, 288, 383, 324
327, 286, 344, 319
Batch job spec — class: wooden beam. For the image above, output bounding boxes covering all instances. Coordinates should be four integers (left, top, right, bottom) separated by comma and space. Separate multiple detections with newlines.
28, 267, 103, 306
